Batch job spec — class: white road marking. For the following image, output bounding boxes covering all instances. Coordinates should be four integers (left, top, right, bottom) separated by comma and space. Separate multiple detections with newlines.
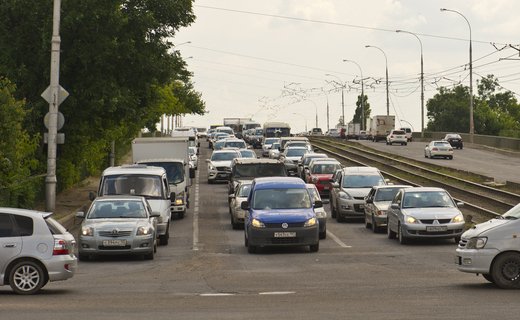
259, 291, 296, 295
327, 230, 352, 248
193, 168, 200, 251
200, 293, 235, 297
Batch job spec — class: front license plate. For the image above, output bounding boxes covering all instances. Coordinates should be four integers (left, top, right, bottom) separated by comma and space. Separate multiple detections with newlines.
103, 239, 127, 246
274, 232, 296, 238
426, 226, 448, 232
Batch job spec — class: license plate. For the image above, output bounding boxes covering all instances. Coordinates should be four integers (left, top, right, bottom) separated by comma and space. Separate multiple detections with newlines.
103, 239, 127, 246
274, 232, 296, 238
426, 226, 447, 232
323, 186, 329, 190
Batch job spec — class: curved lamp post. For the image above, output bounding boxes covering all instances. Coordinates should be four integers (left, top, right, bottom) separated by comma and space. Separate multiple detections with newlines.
343, 59, 365, 130
325, 73, 346, 126
396, 29, 424, 138
365, 45, 390, 116
441, 8, 474, 142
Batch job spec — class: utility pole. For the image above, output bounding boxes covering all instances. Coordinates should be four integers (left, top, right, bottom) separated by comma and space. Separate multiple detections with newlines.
326, 97, 330, 132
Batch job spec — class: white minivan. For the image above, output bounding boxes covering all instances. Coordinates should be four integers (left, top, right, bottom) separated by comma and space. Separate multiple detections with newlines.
456, 203, 520, 289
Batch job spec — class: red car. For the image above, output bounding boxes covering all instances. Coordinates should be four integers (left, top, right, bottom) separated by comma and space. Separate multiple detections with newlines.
306, 160, 342, 196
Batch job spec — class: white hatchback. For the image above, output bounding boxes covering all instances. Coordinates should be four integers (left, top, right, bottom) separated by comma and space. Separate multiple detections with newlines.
386, 130, 408, 145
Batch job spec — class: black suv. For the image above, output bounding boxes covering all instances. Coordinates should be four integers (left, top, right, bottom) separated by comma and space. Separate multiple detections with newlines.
228, 158, 287, 196
443, 133, 463, 149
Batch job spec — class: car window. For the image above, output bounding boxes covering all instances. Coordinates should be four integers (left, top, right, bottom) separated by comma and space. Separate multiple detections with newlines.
0, 213, 16, 237
375, 188, 404, 201
211, 152, 239, 161
237, 184, 252, 197
45, 216, 68, 235
286, 149, 307, 157
253, 188, 311, 209
13, 214, 34, 236
402, 191, 454, 208
342, 175, 385, 188
88, 200, 147, 219
311, 163, 341, 174
102, 174, 164, 198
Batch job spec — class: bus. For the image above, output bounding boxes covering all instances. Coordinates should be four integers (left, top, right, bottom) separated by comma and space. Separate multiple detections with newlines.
263, 122, 291, 138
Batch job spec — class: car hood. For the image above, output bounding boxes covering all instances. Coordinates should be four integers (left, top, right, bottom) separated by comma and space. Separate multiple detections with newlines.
342, 187, 371, 197
83, 219, 149, 229
252, 209, 315, 223
402, 207, 462, 218
462, 218, 509, 238
210, 160, 232, 167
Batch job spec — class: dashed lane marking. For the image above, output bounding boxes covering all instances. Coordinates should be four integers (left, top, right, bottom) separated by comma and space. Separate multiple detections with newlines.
327, 230, 352, 248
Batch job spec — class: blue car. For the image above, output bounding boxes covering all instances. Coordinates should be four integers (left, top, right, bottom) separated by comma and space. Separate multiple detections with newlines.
241, 177, 321, 253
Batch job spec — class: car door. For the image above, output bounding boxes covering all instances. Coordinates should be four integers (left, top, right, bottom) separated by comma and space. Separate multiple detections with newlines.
330, 171, 342, 211
0, 213, 22, 274
387, 190, 403, 232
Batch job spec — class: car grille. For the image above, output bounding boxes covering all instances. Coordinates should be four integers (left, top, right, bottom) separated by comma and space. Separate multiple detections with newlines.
354, 204, 364, 212
354, 196, 365, 200
98, 230, 133, 237
419, 219, 451, 224
217, 167, 231, 172
98, 245, 132, 250
271, 237, 300, 244
264, 222, 305, 228
408, 229, 463, 236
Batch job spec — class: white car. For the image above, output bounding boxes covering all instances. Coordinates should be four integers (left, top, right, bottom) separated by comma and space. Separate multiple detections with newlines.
386, 130, 408, 145
228, 182, 252, 229
207, 149, 241, 183
189, 146, 198, 170
268, 142, 281, 159
261, 138, 280, 157
424, 140, 454, 159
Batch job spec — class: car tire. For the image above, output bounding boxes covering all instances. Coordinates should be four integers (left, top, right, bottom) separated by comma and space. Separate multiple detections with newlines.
336, 212, 344, 223
404, 142, 407, 146
482, 274, 495, 283
159, 223, 169, 246
364, 215, 371, 229
454, 235, 461, 244
231, 217, 241, 230
398, 223, 409, 245
387, 220, 396, 239
319, 230, 327, 239
144, 249, 154, 260
309, 243, 320, 252
491, 252, 520, 289
9, 260, 46, 295
207, 179, 213, 184
449, 156, 453, 160
331, 201, 337, 218
247, 244, 257, 254
371, 215, 379, 233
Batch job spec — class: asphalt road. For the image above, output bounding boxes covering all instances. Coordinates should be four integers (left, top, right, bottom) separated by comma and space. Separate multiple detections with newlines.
3, 141, 520, 320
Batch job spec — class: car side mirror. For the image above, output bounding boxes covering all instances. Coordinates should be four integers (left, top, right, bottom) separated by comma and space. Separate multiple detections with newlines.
150, 212, 161, 218
88, 191, 96, 201
366, 199, 373, 204
391, 203, 399, 209
241, 201, 249, 210
313, 200, 323, 208
75, 211, 85, 219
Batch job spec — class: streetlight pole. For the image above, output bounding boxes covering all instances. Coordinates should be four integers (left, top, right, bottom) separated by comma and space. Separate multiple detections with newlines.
343, 60, 365, 130
325, 73, 346, 126
365, 45, 390, 116
307, 100, 318, 128
441, 8, 474, 142
396, 29, 424, 138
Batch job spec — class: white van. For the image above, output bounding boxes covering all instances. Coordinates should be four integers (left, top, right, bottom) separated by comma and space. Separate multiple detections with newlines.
91, 165, 173, 245
456, 203, 520, 288
400, 127, 413, 142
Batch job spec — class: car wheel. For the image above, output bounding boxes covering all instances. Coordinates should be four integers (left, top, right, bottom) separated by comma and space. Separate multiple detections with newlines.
319, 230, 327, 239
159, 223, 169, 246
491, 252, 520, 289
387, 219, 396, 239
449, 156, 453, 160
144, 249, 154, 260
309, 242, 320, 252
454, 235, 461, 244
231, 217, 241, 230
331, 200, 337, 218
207, 179, 213, 184
336, 212, 344, 223
398, 223, 409, 244
9, 260, 46, 295
247, 244, 257, 254
364, 215, 371, 229
482, 274, 495, 283
371, 216, 379, 233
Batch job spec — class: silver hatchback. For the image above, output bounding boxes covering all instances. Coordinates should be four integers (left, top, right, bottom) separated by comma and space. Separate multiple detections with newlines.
77, 196, 159, 261
0, 208, 77, 294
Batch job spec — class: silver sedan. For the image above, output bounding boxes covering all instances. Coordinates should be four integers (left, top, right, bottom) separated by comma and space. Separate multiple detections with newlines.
77, 196, 159, 260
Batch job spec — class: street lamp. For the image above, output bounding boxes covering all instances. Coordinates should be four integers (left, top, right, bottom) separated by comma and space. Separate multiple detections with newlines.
396, 29, 424, 138
441, 8, 474, 142
342, 59, 365, 130
365, 45, 390, 116
325, 73, 346, 126
292, 113, 308, 133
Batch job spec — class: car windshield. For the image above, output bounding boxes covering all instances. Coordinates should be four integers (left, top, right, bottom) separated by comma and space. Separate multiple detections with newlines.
237, 184, 252, 197
311, 163, 341, 174
306, 187, 321, 202
140, 161, 184, 184
239, 150, 256, 158
286, 148, 307, 157
264, 138, 279, 145
88, 200, 147, 219
433, 141, 451, 147
402, 191, 455, 208
252, 188, 311, 209
342, 175, 385, 188
214, 141, 226, 150
375, 187, 403, 201
446, 134, 461, 139
225, 141, 246, 149
304, 156, 326, 165
211, 152, 239, 161
102, 174, 163, 198
233, 164, 286, 177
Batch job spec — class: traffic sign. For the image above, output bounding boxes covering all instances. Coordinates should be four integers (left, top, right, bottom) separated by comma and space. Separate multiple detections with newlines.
41, 85, 69, 106
44, 112, 65, 130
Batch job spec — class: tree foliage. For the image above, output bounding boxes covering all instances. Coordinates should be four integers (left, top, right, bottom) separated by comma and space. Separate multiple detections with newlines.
352, 94, 371, 129
0, 0, 205, 198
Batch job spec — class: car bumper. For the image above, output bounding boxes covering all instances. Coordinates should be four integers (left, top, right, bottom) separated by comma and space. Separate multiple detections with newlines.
372, 214, 387, 227
79, 235, 155, 256
45, 255, 78, 282
208, 171, 231, 181
247, 225, 319, 247
232, 209, 246, 223
400, 223, 464, 239
337, 199, 365, 218
455, 248, 499, 274
156, 221, 169, 236
431, 151, 453, 157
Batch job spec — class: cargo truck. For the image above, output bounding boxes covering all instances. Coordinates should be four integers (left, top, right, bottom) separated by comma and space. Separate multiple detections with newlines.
132, 137, 195, 219
369, 115, 395, 142
346, 122, 361, 140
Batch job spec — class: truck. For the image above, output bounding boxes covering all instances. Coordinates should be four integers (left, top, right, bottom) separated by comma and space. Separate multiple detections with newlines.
263, 122, 291, 138
346, 122, 361, 140
369, 115, 395, 142
223, 118, 253, 138
132, 137, 195, 219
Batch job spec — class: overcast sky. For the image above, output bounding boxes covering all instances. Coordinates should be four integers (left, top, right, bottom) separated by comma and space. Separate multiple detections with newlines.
173, 0, 520, 133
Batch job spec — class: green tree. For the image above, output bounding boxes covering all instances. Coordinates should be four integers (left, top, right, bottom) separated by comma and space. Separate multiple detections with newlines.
352, 94, 371, 129
426, 85, 470, 132
0, 78, 39, 206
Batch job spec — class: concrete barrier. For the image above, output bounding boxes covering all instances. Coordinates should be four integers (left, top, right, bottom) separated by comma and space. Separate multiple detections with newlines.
412, 132, 520, 153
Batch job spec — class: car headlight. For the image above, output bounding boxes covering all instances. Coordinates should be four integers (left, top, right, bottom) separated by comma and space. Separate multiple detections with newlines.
304, 217, 318, 227
208, 163, 216, 171
137, 226, 153, 236
81, 226, 94, 236
452, 214, 464, 223
339, 191, 352, 200
251, 218, 265, 228
405, 216, 419, 224
175, 191, 185, 205
465, 237, 487, 249
375, 209, 386, 216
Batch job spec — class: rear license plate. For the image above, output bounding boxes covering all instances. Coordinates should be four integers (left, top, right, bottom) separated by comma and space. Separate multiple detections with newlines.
103, 239, 127, 246
426, 226, 447, 232
274, 232, 296, 238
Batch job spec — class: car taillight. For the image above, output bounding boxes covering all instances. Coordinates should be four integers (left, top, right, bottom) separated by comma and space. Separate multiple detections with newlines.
432, 147, 438, 151
53, 238, 70, 255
